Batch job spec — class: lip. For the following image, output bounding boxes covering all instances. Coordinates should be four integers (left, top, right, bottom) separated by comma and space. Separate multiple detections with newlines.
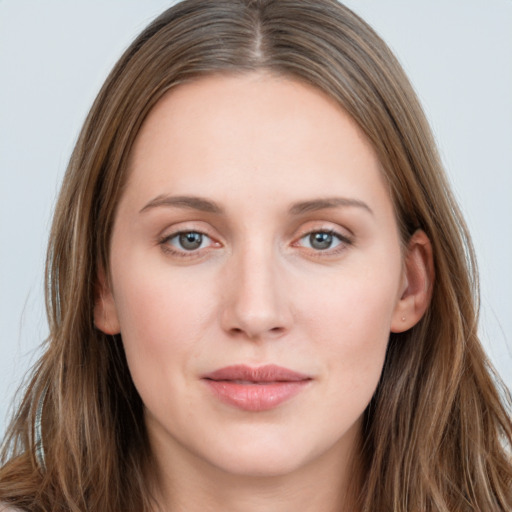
201, 364, 312, 412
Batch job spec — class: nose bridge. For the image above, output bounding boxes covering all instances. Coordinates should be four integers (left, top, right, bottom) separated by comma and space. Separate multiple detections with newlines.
222, 236, 291, 339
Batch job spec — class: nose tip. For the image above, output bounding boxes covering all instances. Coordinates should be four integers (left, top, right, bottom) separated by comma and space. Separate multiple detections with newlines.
220, 254, 292, 341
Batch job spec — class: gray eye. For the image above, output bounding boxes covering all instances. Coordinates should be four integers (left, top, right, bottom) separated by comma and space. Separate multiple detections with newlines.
309, 232, 334, 250
298, 231, 345, 252
178, 232, 204, 250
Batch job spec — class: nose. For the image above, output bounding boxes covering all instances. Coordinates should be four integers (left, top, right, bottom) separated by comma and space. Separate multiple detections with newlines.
220, 244, 293, 341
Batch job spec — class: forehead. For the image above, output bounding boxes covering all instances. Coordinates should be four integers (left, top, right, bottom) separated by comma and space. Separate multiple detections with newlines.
130, 72, 371, 157
123, 72, 391, 218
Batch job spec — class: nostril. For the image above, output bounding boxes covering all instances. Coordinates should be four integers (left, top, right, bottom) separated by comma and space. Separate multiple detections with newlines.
227, 325, 286, 340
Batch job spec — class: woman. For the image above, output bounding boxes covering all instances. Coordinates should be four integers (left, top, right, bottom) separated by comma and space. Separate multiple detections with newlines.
1, 1, 511, 510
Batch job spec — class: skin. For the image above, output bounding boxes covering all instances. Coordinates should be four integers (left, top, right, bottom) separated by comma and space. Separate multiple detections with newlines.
95, 73, 432, 512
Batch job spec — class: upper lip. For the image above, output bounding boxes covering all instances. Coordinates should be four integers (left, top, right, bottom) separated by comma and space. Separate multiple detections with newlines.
202, 364, 311, 383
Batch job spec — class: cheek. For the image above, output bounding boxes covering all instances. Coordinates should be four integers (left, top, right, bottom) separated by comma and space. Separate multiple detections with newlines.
300, 262, 400, 397
113, 246, 213, 336
304, 265, 398, 337
109, 254, 216, 394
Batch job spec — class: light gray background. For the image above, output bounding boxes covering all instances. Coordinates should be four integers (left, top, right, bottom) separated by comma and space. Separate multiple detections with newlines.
1, 0, 511, 437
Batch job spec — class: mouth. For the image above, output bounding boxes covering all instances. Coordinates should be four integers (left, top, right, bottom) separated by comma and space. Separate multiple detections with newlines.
201, 364, 312, 412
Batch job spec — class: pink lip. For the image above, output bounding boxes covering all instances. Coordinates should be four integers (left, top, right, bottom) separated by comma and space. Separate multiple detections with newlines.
202, 364, 312, 412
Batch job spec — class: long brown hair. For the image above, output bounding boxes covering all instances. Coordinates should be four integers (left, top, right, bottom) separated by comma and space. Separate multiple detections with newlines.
1, 1, 511, 510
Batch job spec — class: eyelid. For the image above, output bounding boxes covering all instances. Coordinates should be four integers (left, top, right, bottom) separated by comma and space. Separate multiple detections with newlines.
157, 220, 219, 243
292, 220, 353, 240
295, 230, 351, 246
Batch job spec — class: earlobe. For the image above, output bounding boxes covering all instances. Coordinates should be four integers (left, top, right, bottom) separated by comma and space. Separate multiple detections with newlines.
391, 230, 434, 333
93, 266, 121, 335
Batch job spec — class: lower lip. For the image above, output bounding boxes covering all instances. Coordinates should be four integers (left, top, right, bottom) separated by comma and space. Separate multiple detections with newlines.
204, 380, 310, 412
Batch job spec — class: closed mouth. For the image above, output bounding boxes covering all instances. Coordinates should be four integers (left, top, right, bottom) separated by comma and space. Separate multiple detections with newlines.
202, 364, 312, 411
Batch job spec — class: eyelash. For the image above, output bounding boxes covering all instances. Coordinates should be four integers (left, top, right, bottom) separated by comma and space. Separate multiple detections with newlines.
294, 229, 352, 256
158, 230, 218, 258
158, 228, 353, 258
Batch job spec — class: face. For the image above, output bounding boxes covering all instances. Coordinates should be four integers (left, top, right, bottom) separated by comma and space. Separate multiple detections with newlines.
96, 73, 421, 481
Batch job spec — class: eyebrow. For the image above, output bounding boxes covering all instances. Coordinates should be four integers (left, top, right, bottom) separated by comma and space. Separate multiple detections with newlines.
288, 197, 373, 216
140, 195, 223, 214
139, 194, 373, 216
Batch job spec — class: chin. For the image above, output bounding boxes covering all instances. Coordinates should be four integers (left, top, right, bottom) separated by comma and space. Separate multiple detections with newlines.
198, 429, 333, 479
211, 449, 311, 479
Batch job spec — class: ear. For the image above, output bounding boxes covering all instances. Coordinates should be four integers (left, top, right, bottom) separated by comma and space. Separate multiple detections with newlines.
391, 229, 434, 333
94, 265, 121, 335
